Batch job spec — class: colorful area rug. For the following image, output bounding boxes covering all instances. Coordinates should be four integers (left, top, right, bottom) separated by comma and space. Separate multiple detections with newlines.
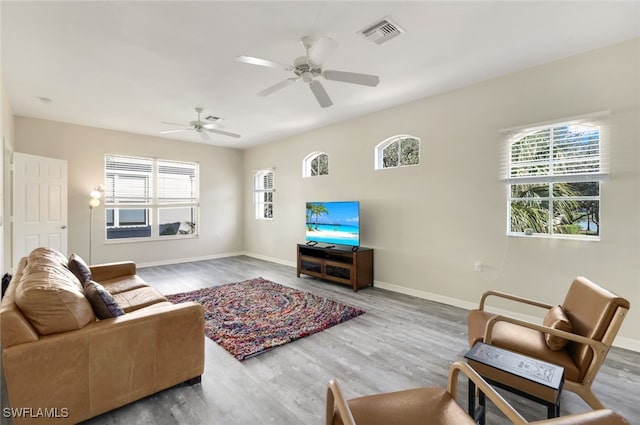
165, 277, 365, 361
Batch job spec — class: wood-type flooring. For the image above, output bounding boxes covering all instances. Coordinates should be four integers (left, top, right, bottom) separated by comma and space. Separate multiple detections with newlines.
3, 255, 638, 424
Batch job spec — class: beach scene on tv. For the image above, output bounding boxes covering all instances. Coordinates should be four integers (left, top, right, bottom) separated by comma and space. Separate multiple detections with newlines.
306, 201, 360, 247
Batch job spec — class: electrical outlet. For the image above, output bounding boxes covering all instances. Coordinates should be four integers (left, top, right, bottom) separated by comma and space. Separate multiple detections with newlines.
473, 261, 483, 272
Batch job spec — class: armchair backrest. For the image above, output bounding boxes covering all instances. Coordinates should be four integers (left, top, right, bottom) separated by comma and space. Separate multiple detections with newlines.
562, 276, 630, 380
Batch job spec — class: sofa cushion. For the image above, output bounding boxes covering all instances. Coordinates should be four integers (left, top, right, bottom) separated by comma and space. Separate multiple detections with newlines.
15, 249, 95, 335
68, 253, 93, 284
112, 286, 168, 313
84, 280, 125, 319
100, 275, 149, 295
543, 305, 573, 351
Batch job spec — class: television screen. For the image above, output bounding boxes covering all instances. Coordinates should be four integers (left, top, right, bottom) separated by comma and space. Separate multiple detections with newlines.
305, 201, 360, 247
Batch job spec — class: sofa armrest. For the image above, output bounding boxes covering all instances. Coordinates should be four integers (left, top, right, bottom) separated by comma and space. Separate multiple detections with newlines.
478, 290, 554, 311
90, 261, 137, 281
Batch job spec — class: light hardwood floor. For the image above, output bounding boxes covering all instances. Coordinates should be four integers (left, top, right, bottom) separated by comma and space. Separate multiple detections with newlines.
4, 256, 639, 424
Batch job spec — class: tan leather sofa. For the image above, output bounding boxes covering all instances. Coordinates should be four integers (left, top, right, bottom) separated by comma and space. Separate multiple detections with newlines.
1, 247, 205, 424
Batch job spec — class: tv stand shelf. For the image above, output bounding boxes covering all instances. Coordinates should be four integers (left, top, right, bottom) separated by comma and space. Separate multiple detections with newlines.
296, 244, 373, 292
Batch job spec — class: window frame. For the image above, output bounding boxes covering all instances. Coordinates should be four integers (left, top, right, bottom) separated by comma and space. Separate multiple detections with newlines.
302, 151, 329, 177
375, 135, 420, 170
254, 169, 274, 220
104, 154, 199, 242
505, 122, 604, 240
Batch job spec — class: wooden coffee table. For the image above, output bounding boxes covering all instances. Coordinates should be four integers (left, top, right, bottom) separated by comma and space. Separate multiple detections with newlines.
465, 343, 564, 424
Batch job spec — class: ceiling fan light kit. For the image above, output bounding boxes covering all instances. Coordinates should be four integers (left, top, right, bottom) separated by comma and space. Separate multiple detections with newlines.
161, 107, 241, 140
236, 35, 380, 108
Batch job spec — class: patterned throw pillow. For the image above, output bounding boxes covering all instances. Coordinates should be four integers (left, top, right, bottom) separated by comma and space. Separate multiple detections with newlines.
84, 280, 125, 319
542, 305, 573, 351
68, 253, 92, 284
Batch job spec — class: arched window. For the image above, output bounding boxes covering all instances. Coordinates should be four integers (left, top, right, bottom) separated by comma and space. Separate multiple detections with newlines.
507, 122, 603, 238
375, 135, 420, 170
303, 152, 329, 177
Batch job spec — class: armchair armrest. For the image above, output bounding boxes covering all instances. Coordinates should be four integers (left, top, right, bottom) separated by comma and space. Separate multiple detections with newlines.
483, 315, 607, 355
448, 361, 527, 425
326, 379, 357, 425
326, 362, 529, 425
530, 409, 629, 425
478, 290, 554, 311
90, 261, 137, 281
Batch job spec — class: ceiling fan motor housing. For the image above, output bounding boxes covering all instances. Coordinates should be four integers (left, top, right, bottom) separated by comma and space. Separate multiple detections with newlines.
293, 56, 321, 82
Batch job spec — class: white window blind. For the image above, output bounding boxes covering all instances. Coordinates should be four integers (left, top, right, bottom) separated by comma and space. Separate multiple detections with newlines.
105, 155, 152, 205
158, 160, 199, 203
509, 125, 602, 183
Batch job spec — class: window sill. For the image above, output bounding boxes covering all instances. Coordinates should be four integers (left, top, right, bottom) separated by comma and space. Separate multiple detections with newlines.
507, 233, 600, 242
105, 234, 199, 244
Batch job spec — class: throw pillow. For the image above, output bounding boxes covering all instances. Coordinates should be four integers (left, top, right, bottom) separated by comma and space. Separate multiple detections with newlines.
542, 305, 573, 351
68, 253, 92, 284
84, 280, 125, 320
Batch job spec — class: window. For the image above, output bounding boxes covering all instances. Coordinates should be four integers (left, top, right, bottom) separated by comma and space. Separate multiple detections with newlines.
507, 123, 603, 238
375, 135, 420, 169
254, 170, 274, 219
303, 152, 329, 177
105, 155, 199, 240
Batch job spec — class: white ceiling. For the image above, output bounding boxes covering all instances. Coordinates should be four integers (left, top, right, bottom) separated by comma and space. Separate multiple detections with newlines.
2, 1, 639, 149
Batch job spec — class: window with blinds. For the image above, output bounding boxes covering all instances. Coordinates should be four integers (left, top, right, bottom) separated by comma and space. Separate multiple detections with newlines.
254, 170, 274, 219
507, 124, 602, 238
105, 154, 199, 240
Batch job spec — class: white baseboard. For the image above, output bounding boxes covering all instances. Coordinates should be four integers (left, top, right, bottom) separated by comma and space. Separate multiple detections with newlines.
137, 251, 245, 269
374, 279, 640, 353
243, 252, 297, 268
138, 253, 640, 353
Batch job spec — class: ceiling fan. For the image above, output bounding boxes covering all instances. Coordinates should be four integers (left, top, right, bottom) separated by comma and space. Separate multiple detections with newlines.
237, 36, 380, 108
160, 107, 241, 140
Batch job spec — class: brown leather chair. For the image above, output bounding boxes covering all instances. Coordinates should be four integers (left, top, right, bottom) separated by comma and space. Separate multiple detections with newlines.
326, 361, 629, 425
467, 276, 629, 410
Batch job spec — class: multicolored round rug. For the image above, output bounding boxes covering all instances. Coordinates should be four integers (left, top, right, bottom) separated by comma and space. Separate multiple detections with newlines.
165, 277, 365, 361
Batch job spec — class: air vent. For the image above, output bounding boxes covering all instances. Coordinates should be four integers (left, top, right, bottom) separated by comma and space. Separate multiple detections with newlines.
359, 17, 405, 45
205, 115, 221, 122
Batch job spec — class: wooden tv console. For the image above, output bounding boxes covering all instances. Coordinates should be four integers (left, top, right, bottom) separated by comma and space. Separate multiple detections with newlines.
296, 244, 374, 292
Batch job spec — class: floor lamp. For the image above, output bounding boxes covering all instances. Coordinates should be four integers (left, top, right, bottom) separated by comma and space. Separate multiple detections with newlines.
88, 187, 103, 264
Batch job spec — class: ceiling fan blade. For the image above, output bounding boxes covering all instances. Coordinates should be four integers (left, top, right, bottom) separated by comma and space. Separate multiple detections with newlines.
206, 128, 241, 139
160, 129, 191, 134
161, 121, 189, 127
236, 55, 293, 71
308, 37, 338, 67
322, 70, 380, 87
257, 78, 298, 97
198, 130, 210, 141
309, 80, 333, 108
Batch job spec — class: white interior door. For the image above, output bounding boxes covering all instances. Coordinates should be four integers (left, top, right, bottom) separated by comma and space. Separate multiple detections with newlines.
13, 152, 68, 267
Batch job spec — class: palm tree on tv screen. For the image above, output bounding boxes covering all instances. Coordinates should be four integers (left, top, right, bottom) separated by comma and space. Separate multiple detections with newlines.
307, 203, 329, 231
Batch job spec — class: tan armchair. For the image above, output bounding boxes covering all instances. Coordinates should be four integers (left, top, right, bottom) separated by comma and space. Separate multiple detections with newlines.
467, 276, 629, 410
326, 361, 629, 425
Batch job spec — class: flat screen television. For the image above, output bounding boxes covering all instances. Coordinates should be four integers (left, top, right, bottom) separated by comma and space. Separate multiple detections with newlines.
305, 201, 360, 247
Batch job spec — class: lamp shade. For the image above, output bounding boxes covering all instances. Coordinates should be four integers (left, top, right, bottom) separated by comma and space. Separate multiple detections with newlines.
90, 190, 102, 199
89, 197, 100, 208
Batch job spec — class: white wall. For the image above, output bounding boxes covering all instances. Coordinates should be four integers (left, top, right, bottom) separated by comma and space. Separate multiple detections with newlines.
15, 117, 245, 265
243, 38, 640, 349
